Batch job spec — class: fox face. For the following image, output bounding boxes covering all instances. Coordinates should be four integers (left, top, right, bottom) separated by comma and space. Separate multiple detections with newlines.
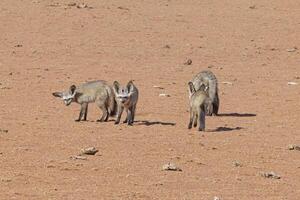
113, 81, 134, 105
52, 85, 77, 106
116, 87, 130, 104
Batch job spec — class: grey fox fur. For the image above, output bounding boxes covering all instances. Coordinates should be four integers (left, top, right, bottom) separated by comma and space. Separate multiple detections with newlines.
189, 70, 219, 116
113, 80, 139, 126
52, 80, 117, 122
188, 82, 213, 131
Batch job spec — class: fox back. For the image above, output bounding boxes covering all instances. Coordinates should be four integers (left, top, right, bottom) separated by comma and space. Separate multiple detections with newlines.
52, 80, 116, 121
53, 80, 111, 105
190, 70, 219, 115
190, 70, 218, 100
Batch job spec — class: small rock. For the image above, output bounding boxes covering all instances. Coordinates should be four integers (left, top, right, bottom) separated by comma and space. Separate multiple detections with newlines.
164, 45, 171, 49
70, 155, 87, 160
159, 93, 170, 97
153, 85, 164, 89
295, 76, 300, 79
77, 3, 88, 9
288, 144, 300, 151
286, 47, 297, 52
260, 171, 281, 179
213, 197, 221, 200
67, 2, 76, 6
1, 178, 12, 183
287, 82, 298, 85
117, 6, 130, 10
249, 5, 256, 9
184, 59, 192, 65
14, 44, 23, 47
80, 147, 98, 155
0, 129, 8, 133
233, 161, 242, 167
222, 81, 233, 85
162, 163, 182, 171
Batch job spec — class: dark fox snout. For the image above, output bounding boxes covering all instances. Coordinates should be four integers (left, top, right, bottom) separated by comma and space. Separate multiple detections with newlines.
121, 99, 127, 103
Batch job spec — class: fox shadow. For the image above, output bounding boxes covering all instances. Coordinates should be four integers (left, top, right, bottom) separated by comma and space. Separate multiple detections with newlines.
207, 126, 243, 132
135, 120, 176, 126
217, 113, 256, 117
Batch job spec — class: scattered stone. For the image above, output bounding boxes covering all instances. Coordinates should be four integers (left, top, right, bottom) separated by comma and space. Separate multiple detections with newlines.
1, 87, 12, 90
288, 144, 300, 151
77, 3, 91, 9
233, 161, 242, 167
222, 81, 233, 85
260, 171, 281, 179
14, 44, 22, 47
287, 82, 298, 85
1, 178, 12, 182
67, 2, 76, 6
117, 6, 130, 11
70, 155, 88, 160
295, 76, 300, 79
164, 44, 171, 49
48, 3, 60, 7
159, 93, 170, 97
80, 147, 98, 155
153, 85, 164, 89
9, 72, 13, 75
286, 47, 298, 52
0, 129, 8, 133
162, 163, 182, 171
184, 59, 192, 65
270, 48, 278, 51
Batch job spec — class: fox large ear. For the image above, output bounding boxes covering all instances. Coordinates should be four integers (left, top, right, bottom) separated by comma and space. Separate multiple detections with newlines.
69, 85, 76, 95
126, 80, 134, 92
52, 92, 63, 98
188, 82, 196, 94
113, 81, 120, 93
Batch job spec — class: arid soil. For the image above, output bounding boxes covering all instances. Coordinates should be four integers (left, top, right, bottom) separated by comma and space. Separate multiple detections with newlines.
0, 0, 300, 199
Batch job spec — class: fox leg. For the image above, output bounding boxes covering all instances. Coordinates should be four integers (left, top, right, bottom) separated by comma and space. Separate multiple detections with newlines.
212, 93, 219, 116
97, 105, 108, 122
199, 109, 206, 131
83, 103, 88, 121
131, 104, 137, 123
76, 103, 87, 122
127, 107, 133, 126
123, 108, 128, 123
193, 112, 198, 127
188, 108, 194, 129
115, 106, 124, 124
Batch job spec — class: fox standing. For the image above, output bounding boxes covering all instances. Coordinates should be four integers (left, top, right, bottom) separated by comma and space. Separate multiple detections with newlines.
113, 80, 139, 126
189, 70, 219, 116
52, 80, 116, 122
188, 82, 213, 131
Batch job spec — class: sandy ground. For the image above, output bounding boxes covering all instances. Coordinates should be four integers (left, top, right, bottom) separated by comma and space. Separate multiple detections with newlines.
0, 0, 300, 199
